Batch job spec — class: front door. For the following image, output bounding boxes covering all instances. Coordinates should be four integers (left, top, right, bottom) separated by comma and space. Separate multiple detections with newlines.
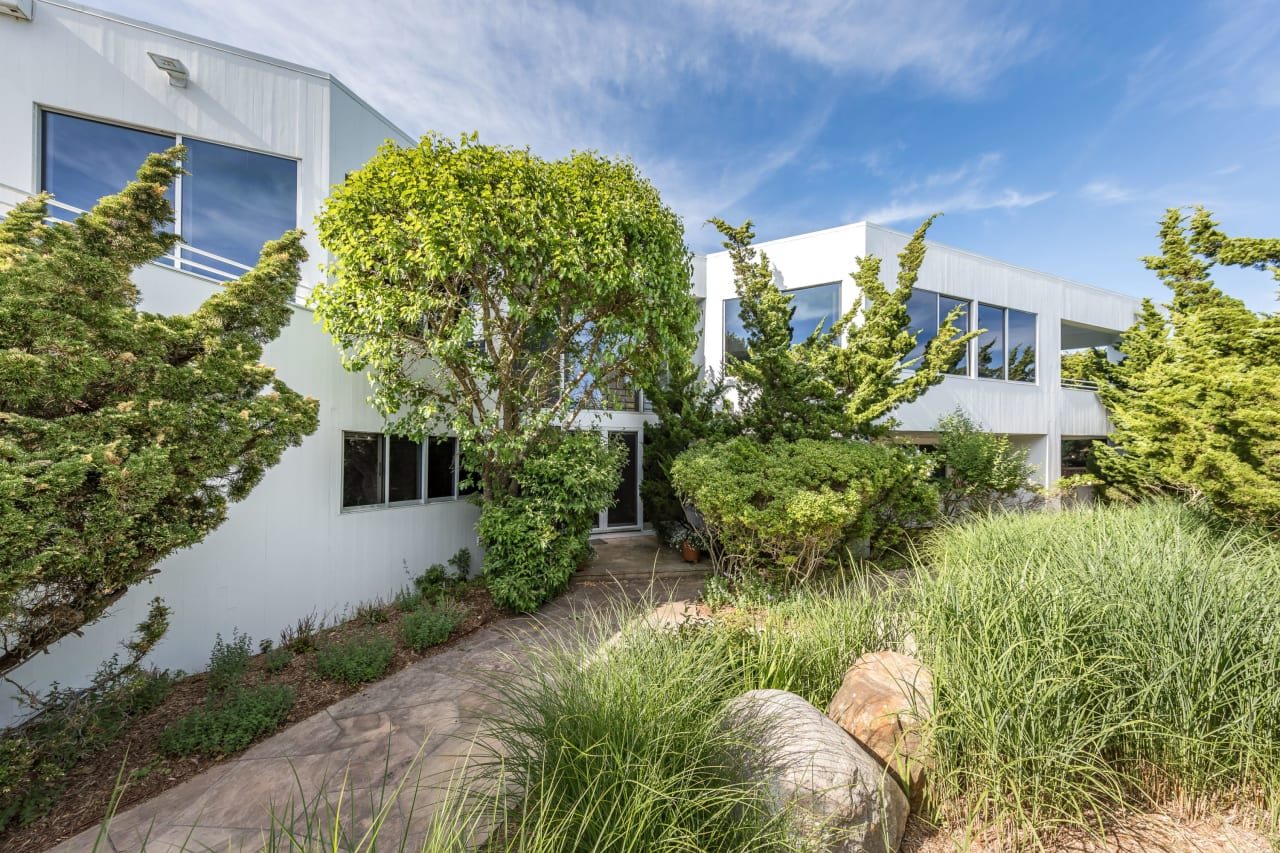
598, 430, 640, 530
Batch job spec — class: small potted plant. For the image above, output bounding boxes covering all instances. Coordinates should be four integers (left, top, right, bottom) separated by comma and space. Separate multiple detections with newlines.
665, 525, 705, 563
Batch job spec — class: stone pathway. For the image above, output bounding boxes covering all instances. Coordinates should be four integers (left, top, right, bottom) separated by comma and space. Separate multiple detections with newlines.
48, 535, 706, 853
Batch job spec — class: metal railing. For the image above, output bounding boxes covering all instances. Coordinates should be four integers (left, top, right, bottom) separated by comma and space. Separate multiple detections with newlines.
1, 183, 253, 284
1060, 377, 1100, 391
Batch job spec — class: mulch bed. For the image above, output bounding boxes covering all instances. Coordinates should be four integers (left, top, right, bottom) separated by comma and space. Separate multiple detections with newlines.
1, 584, 506, 853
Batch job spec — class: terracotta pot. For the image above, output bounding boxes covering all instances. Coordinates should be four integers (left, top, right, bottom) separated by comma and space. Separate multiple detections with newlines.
681, 541, 701, 563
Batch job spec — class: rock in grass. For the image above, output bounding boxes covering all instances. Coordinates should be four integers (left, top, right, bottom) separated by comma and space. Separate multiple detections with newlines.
723, 689, 908, 853
827, 651, 933, 813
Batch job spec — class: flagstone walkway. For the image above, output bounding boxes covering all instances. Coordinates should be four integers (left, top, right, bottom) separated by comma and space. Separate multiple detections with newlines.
47, 534, 706, 853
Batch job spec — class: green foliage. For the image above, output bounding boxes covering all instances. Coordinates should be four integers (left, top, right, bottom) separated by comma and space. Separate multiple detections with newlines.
1094, 207, 1280, 527
400, 599, 470, 652
1060, 347, 1110, 383
475, 581, 895, 851
710, 216, 976, 442
640, 359, 736, 527
0, 602, 173, 831
934, 409, 1035, 516
313, 634, 395, 685
479, 429, 624, 611
356, 600, 389, 625
671, 436, 937, 580
0, 151, 319, 676
915, 502, 1280, 842
159, 684, 294, 757
312, 132, 697, 504
206, 630, 253, 693
262, 646, 292, 675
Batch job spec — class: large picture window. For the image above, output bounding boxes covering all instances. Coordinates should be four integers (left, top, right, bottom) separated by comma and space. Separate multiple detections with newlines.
39, 111, 297, 282
903, 289, 970, 376
724, 281, 840, 362
343, 432, 466, 510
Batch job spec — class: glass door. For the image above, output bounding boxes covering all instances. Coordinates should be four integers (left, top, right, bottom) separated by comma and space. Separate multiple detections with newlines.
598, 431, 640, 530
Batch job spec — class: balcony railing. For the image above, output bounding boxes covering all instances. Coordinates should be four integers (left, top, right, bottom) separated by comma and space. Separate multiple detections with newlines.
1, 184, 253, 285
1060, 377, 1100, 391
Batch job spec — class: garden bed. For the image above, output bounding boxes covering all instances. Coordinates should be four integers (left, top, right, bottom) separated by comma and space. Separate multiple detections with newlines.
0, 582, 505, 853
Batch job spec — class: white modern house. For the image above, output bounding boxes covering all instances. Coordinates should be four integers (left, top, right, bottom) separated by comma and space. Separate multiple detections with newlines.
0, 1, 1141, 725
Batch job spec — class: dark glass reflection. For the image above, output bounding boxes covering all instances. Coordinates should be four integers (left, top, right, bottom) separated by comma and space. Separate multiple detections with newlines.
724, 296, 748, 362
387, 435, 422, 503
342, 432, 384, 508
458, 446, 480, 497
1007, 309, 1037, 382
181, 138, 296, 272
939, 296, 970, 376
977, 304, 1006, 379
724, 282, 840, 363
41, 112, 174, 220
903, 288, 938, 366
426, 437, 457, 500
607, 432, 639, 527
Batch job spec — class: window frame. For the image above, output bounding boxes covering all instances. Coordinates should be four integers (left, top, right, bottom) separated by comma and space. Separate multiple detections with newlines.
36, 107, 301, 280
340, 430, 466, 513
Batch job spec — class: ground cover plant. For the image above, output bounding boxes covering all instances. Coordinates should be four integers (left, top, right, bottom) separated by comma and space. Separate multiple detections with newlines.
0, 563, 500, 852
914, 500, 1280, 844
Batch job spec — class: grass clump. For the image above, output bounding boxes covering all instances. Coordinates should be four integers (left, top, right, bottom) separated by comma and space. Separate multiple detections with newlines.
401, 599, 469, 652
263, 646, 293, 674
472, 580, 893, 850
314, 634, 394, 686
159, 684, 294, 757
914, 500, 1280, 841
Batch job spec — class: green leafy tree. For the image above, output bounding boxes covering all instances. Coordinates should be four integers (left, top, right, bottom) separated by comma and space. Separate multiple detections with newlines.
0, 150, 319, 677
313, 133, 698, 504
711, 216, 976, 441
934, 409, 1036, 516
1094, 207, 1280, 526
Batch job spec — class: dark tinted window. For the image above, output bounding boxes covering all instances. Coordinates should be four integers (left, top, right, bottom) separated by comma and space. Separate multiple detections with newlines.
977, 304, 1006, 379
903, 288, 938, 366
342, 432, 384, 508
426, 437, 457, 500
182, 138, 296, 272
41, 112, 174, 218
724, 282, 840, 363
1008, 309, 1037, 383
387, 435, 422, 503
939, 296, 971, 376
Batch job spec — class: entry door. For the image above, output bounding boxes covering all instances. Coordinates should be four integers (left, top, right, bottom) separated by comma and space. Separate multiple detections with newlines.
599, 431, 640, 529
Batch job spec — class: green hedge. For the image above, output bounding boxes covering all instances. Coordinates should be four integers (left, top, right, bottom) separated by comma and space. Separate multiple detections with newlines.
671, 437, 936, 579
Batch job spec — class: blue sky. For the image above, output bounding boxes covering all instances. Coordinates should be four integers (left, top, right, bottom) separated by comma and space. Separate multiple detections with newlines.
99, 0, 1280, 310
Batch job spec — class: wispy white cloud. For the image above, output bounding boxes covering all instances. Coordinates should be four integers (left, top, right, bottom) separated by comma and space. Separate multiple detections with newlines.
676, 0, 1040, 96
862, 188, 1054, 226
853, 151, 1051, 224
1080, 181, 1137, 204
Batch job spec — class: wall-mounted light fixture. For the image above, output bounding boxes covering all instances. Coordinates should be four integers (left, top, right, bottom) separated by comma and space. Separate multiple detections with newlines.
148, 52, 189, 88
0, 0, 34, 21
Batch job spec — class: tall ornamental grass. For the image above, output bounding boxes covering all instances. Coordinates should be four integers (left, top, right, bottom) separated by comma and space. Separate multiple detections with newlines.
914, 501, 1280, 839
471, 577, 899, 852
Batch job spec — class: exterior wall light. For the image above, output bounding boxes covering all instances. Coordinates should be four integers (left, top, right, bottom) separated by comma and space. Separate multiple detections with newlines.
0, 0, 34, 21
148, 52, 189, 87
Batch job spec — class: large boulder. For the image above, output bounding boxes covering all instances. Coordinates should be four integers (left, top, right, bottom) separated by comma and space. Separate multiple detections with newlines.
826, 651, 933, 812
722, 689, 909, 853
